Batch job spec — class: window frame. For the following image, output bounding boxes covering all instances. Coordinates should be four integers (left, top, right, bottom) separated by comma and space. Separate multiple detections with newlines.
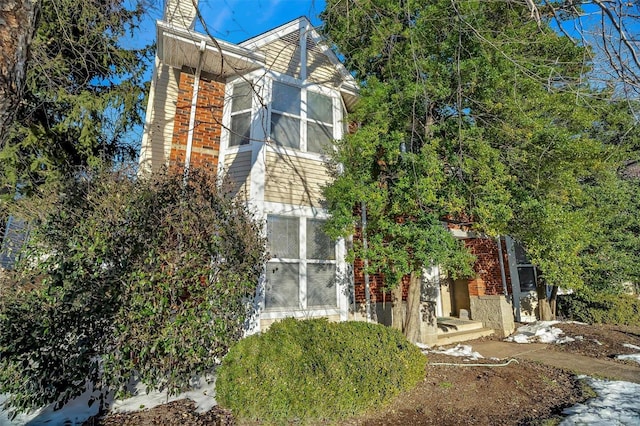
269, 80, 337, 154
265, 214, 338, 311
228, 80, 253, 147
223, 74, 342, 155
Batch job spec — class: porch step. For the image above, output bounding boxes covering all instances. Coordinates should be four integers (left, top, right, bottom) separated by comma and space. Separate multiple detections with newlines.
436, 327, 494, 346
437, 317, 485, 333
435, 317, 494, 346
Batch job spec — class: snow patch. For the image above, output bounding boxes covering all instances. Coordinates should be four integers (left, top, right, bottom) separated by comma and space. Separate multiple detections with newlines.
0, 382, 108, 426
505, 321, 574, 344
425, 344, 484, 361
561, 377, 640, 424
0, 376, 217, 425
615, 353, 640, 365
623, 343, 640, 351
110, 376, 216, 414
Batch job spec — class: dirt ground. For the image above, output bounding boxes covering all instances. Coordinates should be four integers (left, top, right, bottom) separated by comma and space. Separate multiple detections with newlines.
88, 323, 640, 426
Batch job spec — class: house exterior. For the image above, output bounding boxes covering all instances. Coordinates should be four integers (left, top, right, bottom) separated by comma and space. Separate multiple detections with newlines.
141, 0, 539, 342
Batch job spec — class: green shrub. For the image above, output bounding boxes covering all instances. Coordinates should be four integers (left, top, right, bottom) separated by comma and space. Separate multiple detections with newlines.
0, 167, 266, 414
216, 318, 426, 423
557, 291, 640, 326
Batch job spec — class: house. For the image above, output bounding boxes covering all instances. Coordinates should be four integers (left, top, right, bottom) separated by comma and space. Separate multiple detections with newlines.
140, 0, 539, 343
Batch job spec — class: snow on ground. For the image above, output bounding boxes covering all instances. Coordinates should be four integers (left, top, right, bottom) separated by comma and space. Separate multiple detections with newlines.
623, 343, 640, 351
0, 377, 216, 426
431, 344, 484, 361
616, 353, 640, 364
110, 376, 216, 414
417, 343, 484, 361
561, 377, 640, 425
505, 321, 575, 344
0, 383, 106, 426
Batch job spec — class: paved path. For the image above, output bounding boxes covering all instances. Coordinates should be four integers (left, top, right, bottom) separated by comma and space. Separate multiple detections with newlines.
471, 341, 640, 384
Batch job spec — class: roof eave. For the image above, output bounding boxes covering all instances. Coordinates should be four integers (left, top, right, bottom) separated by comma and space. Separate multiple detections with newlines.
157, 20, 265, 77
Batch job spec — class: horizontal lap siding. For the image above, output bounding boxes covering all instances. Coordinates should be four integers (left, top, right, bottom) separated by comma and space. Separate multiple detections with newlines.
264, 151, 329, 207
306, 49, 343, 89
140, 64, 180, 170
260, 38, 301, 79
223, 151, 252, 197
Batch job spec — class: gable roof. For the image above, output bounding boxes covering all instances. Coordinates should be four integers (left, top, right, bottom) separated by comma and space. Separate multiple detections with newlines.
239, 16, 358, 109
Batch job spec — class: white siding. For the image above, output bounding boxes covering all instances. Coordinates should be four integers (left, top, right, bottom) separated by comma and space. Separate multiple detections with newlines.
259, 34, 301, 79
223, 150, 252, 198
139, 64, 180, 171
264, 151, 331, 207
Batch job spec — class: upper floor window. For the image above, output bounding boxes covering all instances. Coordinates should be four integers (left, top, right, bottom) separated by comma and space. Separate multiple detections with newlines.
229, 81, 252, 146
270, 82, 334, 154
226, 78, 339, 154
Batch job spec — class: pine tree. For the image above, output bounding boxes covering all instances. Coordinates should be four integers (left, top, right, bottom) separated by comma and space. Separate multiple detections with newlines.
0, 0, 150, 200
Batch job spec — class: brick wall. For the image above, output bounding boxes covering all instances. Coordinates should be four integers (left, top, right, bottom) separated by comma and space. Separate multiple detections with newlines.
463, 238, 510, 296
170, 69, 225, 169
352, 225, 410, 304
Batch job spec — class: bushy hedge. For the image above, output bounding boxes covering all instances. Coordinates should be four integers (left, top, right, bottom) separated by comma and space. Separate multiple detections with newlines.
216, 318, 426, 423
0, 167, 266, 414
557, 291, 640, 326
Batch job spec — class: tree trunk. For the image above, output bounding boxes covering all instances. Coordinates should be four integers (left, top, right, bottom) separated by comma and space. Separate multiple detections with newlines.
536, 281, 554, 321
391, 285, 404, 332
549, 285, 558, 319
0, 0, 38, 146
404, 271, 421, 343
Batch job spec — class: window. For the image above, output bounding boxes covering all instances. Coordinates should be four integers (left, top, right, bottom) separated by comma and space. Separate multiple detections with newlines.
229, 81, 252, 146
270, 81, 335, 154
307, 91, 333, 153
227, 79, 339, 153
265, 215, 337, 310
514, 243, 538, 292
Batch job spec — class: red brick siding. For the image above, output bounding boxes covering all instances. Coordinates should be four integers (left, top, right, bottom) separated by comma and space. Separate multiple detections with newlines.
352, 225, 410, 304
170, 70, 224, 170
463, 238, 509, 296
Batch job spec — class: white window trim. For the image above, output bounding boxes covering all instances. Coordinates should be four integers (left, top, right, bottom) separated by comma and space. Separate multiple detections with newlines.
262, 208, 347, 320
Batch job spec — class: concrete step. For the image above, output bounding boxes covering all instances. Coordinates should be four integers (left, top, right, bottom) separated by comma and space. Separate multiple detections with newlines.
436, 327, 495, 346
437, 318, 485, 334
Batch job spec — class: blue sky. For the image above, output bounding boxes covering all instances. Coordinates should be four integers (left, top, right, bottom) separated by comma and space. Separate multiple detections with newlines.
140, 0, 327, 46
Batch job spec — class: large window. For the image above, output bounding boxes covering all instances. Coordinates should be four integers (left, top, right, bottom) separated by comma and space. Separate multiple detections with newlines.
265, 215, 337, 310
270, 81, 335, 154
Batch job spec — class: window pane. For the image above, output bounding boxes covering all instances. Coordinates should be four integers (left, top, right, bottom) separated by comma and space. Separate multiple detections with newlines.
231, 82, 252, 112
272, 82, 300, 115
267, 215, 299, 259
266, 261, 299, 309
271, 113, 300, 149
308, 91, 333, 123
515, 243, 530, 265
230, 112, 251, 146
307, 122, 332, 154
307, 263, 337, 307
517, 267, 537, 292
306, 219, 335, 260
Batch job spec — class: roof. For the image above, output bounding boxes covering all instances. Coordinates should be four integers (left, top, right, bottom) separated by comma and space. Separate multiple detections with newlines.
156, 15, 358, 108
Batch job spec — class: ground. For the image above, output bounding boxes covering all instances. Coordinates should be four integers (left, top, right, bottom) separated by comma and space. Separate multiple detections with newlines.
88, 323, 640, 426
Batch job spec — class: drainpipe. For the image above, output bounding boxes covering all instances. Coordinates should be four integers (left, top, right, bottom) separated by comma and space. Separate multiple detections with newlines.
361, 201, 371, 322
184, 40, 207, 176
496, 235, 508, 298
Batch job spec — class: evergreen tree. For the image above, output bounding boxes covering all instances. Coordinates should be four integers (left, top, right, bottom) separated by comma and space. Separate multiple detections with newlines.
321, 0, 639, 328
0, 0, 150, 200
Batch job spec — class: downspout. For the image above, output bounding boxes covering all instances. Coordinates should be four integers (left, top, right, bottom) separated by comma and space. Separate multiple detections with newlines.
361, 201, 371, 322
184, 40, 207, 176
496, 235, 508, 299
